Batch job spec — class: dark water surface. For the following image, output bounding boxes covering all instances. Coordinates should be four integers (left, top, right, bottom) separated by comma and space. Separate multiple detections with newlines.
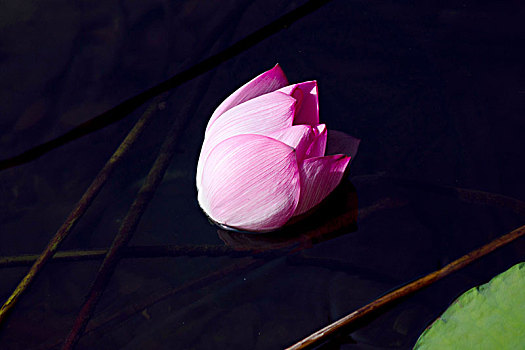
1, 1, 524, 349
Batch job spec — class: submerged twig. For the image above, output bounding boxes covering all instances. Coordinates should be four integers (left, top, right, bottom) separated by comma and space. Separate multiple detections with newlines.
0, 244, 295, 269
286, 224, 525, 350
0, 249, 108, 268
0, 245, 236, 268
0, 95, 166, 327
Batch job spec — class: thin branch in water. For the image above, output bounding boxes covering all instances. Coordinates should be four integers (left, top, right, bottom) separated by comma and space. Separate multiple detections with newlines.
455, 187, 525, 217
0, 244, 276, 269
0, 0, 334, 171
0, 95, 166, 328
286, 224, 525, 350
0, 249, 107, 268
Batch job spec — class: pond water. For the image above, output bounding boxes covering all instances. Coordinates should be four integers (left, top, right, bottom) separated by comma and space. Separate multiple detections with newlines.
0, 1, 524, 349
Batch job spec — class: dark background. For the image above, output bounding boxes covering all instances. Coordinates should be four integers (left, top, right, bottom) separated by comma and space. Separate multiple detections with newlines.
0, 0, 524, 349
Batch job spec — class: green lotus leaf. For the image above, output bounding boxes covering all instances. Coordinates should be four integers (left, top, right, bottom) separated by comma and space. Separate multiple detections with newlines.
414, 262, 525, 349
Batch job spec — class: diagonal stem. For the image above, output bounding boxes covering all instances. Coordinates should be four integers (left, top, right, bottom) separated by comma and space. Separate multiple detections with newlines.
286, 224, 525, 350
0, 95, 166, 328
0, 243, 297, 269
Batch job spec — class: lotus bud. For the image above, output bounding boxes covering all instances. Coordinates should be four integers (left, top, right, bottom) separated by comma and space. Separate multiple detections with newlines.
197, 64, 356, 232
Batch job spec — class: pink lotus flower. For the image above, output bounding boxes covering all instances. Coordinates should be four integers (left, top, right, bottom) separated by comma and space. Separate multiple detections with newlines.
197, 64, 358, 232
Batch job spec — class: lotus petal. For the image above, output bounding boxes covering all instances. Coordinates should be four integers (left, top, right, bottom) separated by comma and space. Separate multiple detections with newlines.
293, 154, 351, 216
205, 91, 296, 146
199, 134, 300, 232
266, 125, 316, 163
278, 81, 319, 126
305, 124, 327, 158
206, 64, 288, 133
197, 91, 296, 189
